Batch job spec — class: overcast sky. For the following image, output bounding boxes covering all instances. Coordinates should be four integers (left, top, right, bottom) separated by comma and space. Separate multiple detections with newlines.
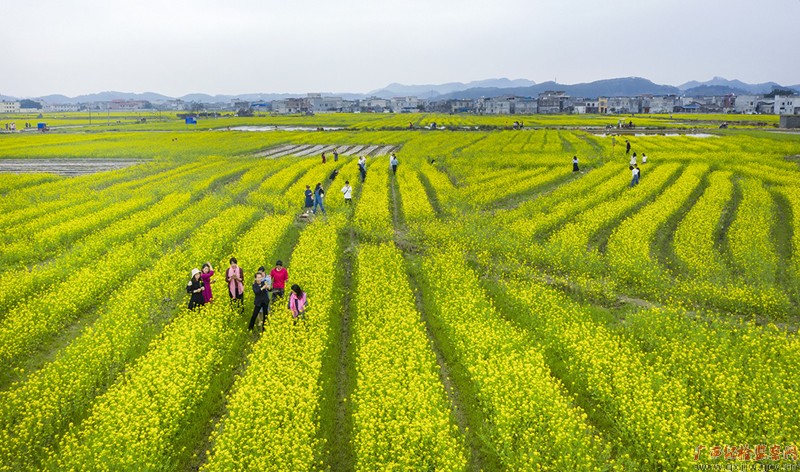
2, 0, 798, 97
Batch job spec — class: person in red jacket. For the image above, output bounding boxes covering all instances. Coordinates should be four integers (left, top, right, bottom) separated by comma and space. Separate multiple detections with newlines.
269, 260, 289, 302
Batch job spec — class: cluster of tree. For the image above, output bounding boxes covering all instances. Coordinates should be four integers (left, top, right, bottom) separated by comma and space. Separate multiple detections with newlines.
20, 99, 42, 109
765, 88, 798, 98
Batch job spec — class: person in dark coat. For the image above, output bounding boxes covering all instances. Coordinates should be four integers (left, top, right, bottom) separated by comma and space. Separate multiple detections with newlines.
358, 156, 367, 183
304, 185, 314, 213
187, 268, 205, 310
249, 272, 271, 331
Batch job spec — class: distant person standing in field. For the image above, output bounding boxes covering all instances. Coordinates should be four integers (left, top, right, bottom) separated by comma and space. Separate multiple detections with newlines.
333, 148, 339, 162
390, 153, 399, 175
641, 153, 647, 164
226, 258, 245, 306
630, 152, 637, 166
288, 284, 308, 326
187, 268, 205, 311
341, 180, 353, 205
572, 156, 580, 172
270, 260, 289, 302
249, 272, 271, 331
304, 185, 314, 213
321, 152, 327, 164
313, 183, 326, 214
200, 262, 215, 304
358, 156, 367, 183
625, 140, 631, 155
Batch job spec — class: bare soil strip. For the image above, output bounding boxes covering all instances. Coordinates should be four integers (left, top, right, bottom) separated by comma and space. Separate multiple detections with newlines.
0, 159, 143, 176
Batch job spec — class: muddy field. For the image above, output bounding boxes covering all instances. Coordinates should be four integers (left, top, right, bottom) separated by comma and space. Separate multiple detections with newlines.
0, 159, 143, 176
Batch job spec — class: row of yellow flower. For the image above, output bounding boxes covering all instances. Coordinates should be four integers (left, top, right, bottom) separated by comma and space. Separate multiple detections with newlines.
506, 165, 631, 240
605, 163, 708, 288
0, 192, 189, 318
498, 278, 709, 470
672, 170, 733, 280
50, 301, 242, 471
548, 162, 681, 251
0, 183, 271, 471
728, 178, 779, 287
461, 166, 565, 207
396, 169, 435, 222
500, 161, 621, 224
353, 162, 393, 240
49, 210, 294, 471
0, 157, 241, 257
203, 214, 344, 471
0, 200, 255, 471
780, 185, 800, 297
0, 158, 261, 322
418, 244, 611, 470
0, 159, 187, 228
0, 163, 258, 369
0, 172, 60, 194
612, 306, 800, 449
350, 243, 467, 471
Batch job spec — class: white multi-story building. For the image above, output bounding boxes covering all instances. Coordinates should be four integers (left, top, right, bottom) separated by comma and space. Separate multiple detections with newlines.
271, 98, 307, 114
359, 97, 390, 112
0, 101, 21, 113
773, 95, 800, 115
514, 98, 537, 114
307, 93, 344, 113
482, 97, 514, 114
43, 103, 80, 112
734, 95, 759, 114
390, 96, 420, 113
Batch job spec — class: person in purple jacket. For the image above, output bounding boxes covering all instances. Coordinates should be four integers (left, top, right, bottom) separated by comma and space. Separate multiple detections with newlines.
200, 262, 215, 303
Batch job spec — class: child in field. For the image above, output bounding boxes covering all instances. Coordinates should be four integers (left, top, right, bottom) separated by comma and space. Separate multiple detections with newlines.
630, 152, 637, 166
572, 156, 579, 172
249, 272, 271, 331
187, 268, 205, 311
288, 284, 308, 326
200, 262, 215, 303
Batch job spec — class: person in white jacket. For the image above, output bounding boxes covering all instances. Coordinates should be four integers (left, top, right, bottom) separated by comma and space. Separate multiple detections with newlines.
341, 180, 352, 205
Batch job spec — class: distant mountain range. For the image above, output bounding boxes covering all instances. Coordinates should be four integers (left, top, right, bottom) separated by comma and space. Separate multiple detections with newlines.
2, 77, 798, 104
367, 78, 537, 99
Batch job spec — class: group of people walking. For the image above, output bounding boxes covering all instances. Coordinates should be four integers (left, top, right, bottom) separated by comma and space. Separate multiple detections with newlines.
572, 140, 649, 187
187, 258, 308, 329
303, 152, 400, 213
627, 145, 647, 187
321, 148, 339, 164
